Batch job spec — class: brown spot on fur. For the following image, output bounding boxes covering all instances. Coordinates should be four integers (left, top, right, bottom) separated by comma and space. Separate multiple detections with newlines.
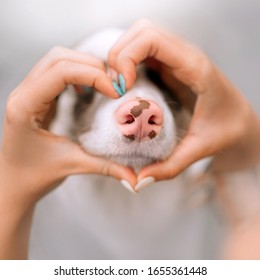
130, 100, 150, 118
124, 134, 135, 141
149, 130, 157, 139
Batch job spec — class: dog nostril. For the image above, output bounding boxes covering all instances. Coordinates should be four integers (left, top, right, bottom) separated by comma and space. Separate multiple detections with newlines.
116, 100, 163, 140
125, 114, 135, 124
148, 115, 156, 125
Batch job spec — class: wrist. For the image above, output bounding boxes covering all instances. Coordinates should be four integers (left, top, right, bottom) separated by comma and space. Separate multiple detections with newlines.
214, 166, 260, 226
0, 154, 35, 208
0, 197, 35, 259
0, 153, 37, 259
212, 114, 260, 174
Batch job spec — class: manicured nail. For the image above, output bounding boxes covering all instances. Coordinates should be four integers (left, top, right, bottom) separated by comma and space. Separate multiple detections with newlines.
135, 177, 155, 192
120, 180, 137, 194
113, 81, 124, 97
118, 74, 126, 95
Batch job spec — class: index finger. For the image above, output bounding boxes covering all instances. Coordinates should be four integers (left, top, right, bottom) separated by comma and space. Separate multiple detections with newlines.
108, 22, 210, 94
14, 61, 117, 120
23, 47, 107, 84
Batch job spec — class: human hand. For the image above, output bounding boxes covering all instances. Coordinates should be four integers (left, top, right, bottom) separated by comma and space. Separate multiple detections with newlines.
108, 19, 260, 188
0, 47, 137, 209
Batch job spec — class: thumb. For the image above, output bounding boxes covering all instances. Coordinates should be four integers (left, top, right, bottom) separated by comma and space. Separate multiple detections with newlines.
60, 143, 137, 187
137, 134, 212, 183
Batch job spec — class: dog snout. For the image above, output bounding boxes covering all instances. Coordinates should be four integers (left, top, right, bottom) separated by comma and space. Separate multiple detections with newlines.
115, 99, 163, 141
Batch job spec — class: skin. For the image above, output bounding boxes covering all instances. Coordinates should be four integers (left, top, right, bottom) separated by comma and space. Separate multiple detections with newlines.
0, 47, 136, 259
108, 19, 260, 259
108, 19, 260, 181
0, 19, 260, 259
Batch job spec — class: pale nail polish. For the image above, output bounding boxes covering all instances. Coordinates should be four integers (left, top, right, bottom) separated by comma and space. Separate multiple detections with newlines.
135, 177, 155, 192
113, 81, 124, 97
118, 74, 126, 95
120, 180, 137, 194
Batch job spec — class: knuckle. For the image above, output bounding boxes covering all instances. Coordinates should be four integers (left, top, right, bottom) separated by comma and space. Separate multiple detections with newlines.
135, 19, 158, 44
45, 46, 69, 66
134, 18, 153, 28
47, 46, 66, 58
92, 71, 106, 89
5, 94, 26, 124
141, 27, 158, 41
50, 60, 74, 86
53, 60, 72, 72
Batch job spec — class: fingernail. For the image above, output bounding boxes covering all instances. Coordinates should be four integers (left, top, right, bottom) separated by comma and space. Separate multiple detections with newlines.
135, 176, 155, 192
120, 180, 137, 194
113, 81, 124, 97
118, 73, 126, 95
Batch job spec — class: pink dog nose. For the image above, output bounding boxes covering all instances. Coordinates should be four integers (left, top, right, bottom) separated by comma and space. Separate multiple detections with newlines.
115, 99, 163, 141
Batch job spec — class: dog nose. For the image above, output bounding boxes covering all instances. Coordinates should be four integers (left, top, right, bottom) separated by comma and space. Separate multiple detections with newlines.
115, 99, 163, 141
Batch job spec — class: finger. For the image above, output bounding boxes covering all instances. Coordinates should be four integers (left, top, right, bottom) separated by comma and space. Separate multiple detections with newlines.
110, 24, 210, 94
78, 156, 137, 188
108, 19, 168, 90
108, 19, 155, 68
17, 62, 118, 118
23, 47, 106, 84
109, 30, 163, 90
108, 19, 170, 69
59, 143, 137, 188
108, 29, 186, 90
137, 134, 213, 184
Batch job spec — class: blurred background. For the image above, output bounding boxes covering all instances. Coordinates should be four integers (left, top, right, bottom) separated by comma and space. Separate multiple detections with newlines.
0, 0, 259, 259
